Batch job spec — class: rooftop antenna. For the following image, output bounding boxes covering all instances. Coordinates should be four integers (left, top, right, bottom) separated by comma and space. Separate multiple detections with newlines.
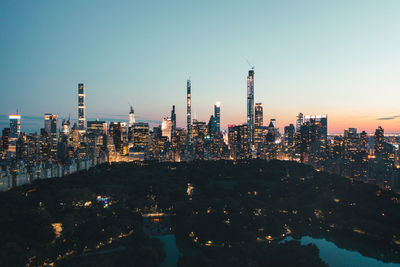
246, 60, 255, 70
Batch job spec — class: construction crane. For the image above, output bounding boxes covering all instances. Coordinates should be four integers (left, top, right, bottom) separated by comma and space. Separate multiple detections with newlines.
246, 60, 254, 70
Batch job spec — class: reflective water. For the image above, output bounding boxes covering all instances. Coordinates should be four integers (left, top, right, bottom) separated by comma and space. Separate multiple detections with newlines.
287, 236, 400, 267
154, 234, 181, 267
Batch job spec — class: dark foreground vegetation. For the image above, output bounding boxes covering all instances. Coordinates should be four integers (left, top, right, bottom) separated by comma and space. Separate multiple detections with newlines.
0, 160, 399, 266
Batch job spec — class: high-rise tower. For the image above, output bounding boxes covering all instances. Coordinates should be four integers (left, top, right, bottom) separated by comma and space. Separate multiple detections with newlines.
9, 115, 21, 137
129, 106, 136, 127
171, 105, 176, 137
214, 101, 220, 135
7, 114, 20, 158
78, 83, 86, 130
247, 69, 255, 145
254, 103, 263, 151
187, 80, 191, 136
44, 113, 58, 160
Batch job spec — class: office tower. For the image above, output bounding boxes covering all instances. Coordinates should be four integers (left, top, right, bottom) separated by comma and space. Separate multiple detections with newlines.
254, 103, 263, 152
296, 113, 304, 132
187, 80, 191, 136
133, 122, 149, 149
44, 113, 58, 134
359, 131, 368, 151
343, 128, 358, 161
171, 105, 176, 137
254, 103, 263, 128
87, 121, 108, 135
228, 125, 238, 160
208, 115, 216, 136
247, 69, 255, 145
44, 113, 58, 160
2, 128, 10, 159
61, 119, 71, 135
109, 122, 122, 153
374, 126, 384, 157
9, 115, 21, 136
214, 102, 221, 135
78, 83, 86, 130
299, 115, 328, 164
162, 117, 173, 142
284, 124, 295, 147
129, 106, 136, 127
130, 122, 149, 161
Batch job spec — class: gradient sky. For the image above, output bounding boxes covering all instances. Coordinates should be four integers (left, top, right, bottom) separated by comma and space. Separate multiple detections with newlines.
1, 0, 400, 133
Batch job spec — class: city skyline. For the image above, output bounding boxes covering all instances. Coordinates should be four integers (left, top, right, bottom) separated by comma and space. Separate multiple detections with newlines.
2, 1, 400, 133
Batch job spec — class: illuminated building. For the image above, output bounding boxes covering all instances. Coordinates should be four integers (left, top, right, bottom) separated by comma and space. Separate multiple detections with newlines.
131, 122, 149, 160
61, 119, 71, 135
214, 102, 220, 135
162, 118, 173, 142
8, 115, 21, 158
284, 124, 295, 147
254, 103, 263, 153
87, 121, 108, 135
78, 83, 86, 130
171, 105, 176, 137
296, 113, 304, 132
9, 115, 21, 136
228, 125, 238, 160
129, 106, 136, 127
247, 69, 255, 146
343, 128, 358, 161
299, 115, 328, 165
44, 113, 58, 160
109, 122, 122, 153
228, 124, 249, 160
133, 122, 149, 149
374, 126, 384, 157
264, 120, 277, 160
359, 131, 368, 151
1, 128, 10, 160
187, 79, 191, 137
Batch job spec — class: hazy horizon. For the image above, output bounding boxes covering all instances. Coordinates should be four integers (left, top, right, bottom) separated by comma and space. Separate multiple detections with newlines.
1, 0, 400, 133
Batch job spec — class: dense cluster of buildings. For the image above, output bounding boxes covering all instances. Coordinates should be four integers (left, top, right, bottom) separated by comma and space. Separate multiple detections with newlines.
1, 72, 399, 192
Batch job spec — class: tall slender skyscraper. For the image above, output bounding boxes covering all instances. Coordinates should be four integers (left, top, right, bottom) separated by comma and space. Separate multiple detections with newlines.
254, 103, 263, 151
171, 105, 176, 137
129, 106, 136, 127
247, 69, 255, 145
8, 114, 20, 158
187, 80, 191, 136
214, 102, 220, 135
296, 113, 304, 132
78, 83, 86, 130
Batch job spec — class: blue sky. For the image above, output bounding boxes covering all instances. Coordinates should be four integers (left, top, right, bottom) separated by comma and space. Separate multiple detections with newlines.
1, 0, 400, 133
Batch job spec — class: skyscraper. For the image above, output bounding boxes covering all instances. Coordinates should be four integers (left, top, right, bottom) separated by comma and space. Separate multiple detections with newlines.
171, 105, 176, 137
374, 126, 384, 157
187, 80, 191, 136
78, 83, 86, 130
8, 115, 20, 158
44, 113, 58, 160
254, 103, 263, 152
44, 113, 58, 134
9, 115, 21, 137
296, 113, 304, 132
214, 102, 221, 135
129, 106, 136, 127
162, 117, 173, 142
247, 69, 255, 146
